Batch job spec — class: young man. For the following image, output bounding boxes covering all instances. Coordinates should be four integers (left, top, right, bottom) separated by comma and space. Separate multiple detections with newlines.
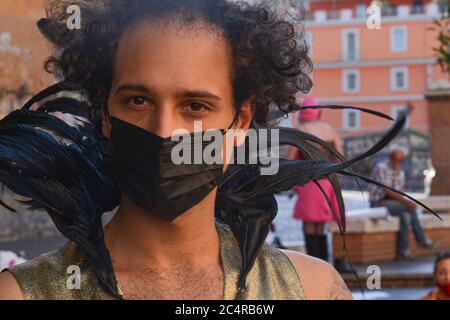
0, 0, 353, 300
369, 148, 436, 261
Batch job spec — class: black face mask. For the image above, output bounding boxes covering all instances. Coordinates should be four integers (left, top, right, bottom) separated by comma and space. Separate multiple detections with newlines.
104, 117, 231, 221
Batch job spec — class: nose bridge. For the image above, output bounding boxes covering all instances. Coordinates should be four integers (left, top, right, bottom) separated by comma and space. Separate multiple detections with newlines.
147, 102, 179, 138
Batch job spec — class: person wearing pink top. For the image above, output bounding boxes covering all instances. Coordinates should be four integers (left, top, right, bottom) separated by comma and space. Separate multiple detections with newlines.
289, 97, 342, 262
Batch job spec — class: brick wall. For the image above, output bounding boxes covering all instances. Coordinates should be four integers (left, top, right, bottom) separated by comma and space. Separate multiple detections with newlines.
0, 1, 58, 240
426, 88, 450, 195
333, 225, 450, 264
0, 1, 52, 117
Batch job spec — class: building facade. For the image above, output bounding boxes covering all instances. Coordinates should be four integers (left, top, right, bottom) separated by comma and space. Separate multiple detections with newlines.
0, 0, 52, 118
299, 0, 448, 137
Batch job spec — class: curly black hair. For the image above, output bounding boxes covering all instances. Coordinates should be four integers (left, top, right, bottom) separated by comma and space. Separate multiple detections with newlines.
38, 0, 313, 130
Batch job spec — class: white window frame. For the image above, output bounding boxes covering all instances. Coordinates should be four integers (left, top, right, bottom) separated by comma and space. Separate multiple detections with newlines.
342, 29, 360, 61
343, 109, 361, 131
342, 69, 361, 93
390, 26, 408, 53
390, 66, 409, 91
391, 105, 410, 128
355, 3, 367, 18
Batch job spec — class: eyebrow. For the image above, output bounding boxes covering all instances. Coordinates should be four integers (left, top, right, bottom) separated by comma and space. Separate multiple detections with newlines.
115, 83, 221, 101
115, 83, 156, 96
176, 90, 221, 101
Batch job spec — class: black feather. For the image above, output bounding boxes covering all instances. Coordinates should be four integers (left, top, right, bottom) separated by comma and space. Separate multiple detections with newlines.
294, 104, 394, 121
0, 90, 121, 298
216, 109, 425, 294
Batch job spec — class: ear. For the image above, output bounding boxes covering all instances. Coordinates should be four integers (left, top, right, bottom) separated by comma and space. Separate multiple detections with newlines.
233, 98, 255, 147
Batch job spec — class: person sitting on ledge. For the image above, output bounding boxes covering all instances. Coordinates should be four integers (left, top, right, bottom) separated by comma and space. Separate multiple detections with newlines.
369, 147, 437, 261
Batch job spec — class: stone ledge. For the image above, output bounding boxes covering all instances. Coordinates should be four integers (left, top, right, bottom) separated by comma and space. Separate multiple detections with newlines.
425, 82, 450, 99
333, 226, 450, 263
330, 213, 450, 234
331, 216, 400, 234
421, 196, 450, 212
330, 195, 450, 234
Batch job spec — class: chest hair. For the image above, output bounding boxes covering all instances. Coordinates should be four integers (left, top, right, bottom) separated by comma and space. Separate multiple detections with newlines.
118, 263, 224, 300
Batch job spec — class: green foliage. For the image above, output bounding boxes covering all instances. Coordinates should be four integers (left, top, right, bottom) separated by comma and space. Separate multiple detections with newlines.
429, 5, 450, 77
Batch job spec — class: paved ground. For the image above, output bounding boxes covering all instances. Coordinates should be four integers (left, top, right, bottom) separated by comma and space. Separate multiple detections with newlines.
273, 190, 378, 247
351, 287, 434, 300
0, 235, 67, 259
352, 255, 435, 276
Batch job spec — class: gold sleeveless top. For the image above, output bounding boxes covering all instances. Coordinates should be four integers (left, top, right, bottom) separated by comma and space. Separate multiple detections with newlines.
7, 222, 306, 300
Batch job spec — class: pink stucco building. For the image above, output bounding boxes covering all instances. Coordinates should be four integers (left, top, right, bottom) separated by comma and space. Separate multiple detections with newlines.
297, 0, 448, 137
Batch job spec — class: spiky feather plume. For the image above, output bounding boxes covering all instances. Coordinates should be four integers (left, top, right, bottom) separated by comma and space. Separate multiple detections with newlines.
0, 84, 121, 297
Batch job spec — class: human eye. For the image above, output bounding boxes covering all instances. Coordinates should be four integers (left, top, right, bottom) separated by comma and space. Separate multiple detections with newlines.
124, 96, 150, 109
183, 102, 211, 114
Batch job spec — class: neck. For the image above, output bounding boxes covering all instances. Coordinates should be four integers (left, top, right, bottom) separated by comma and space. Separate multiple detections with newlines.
104, 190, 220, 271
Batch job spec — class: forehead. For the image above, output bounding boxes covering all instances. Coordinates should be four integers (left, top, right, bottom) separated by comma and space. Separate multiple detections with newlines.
391, 150, 405, 158
113, 19, 233, 90
437, 258, 450, 270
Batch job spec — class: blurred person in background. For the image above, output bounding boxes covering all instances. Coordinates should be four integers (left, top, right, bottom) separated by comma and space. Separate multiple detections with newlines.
369, 148, 437, 261
288, 97, 342, 262
422, 251, 450, 300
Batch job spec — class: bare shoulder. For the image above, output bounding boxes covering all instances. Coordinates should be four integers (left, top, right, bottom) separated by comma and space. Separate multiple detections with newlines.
281, 250, 353, 300
0, 271, 23, 300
